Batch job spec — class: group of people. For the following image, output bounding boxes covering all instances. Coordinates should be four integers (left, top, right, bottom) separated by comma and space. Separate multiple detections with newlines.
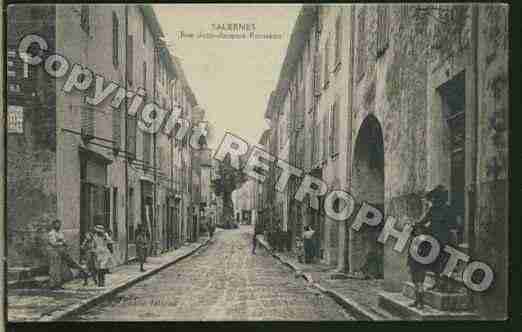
249, 184, 458, 311
407, 185, 460, 309
47, 220, 151, 289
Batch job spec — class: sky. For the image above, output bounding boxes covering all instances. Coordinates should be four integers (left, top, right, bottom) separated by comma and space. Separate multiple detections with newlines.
153, 4, 301, 149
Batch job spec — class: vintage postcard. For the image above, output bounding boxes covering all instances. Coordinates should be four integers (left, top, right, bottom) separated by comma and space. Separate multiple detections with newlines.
4, 3, 509, 322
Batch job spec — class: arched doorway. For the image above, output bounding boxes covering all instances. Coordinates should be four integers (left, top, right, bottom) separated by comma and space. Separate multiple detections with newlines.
349, 115, 385, 278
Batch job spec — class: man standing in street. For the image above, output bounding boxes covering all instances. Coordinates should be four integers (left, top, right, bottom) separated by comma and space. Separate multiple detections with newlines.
252, 228, 258, 255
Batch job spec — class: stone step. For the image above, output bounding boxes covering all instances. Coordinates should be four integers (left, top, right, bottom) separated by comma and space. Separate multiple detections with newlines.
7, 266, 47, 282
402, 282, 471, 311
378, 291, 479, 321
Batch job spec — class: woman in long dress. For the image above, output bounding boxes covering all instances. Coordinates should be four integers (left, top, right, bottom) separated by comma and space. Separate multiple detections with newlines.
92, 224, 114, 287
135, 223, 149, 272
47, 219, 85, 289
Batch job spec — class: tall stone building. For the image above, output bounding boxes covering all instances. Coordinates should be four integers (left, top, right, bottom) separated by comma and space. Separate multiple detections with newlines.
263, 4, 508, 319
7, 5, 207, 274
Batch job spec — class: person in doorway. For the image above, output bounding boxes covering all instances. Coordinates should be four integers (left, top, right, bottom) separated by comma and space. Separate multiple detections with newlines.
303, 226, 315, 264
92, 224, 114, 287
47, 219, 86, 289
135, 223, 149, 272
407, 221, 431, 309
417, 185, 458, 292
252, 228, 258, 254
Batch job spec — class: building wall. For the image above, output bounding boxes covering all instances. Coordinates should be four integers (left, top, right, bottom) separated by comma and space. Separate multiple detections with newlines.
6, 5, 58, 267
7, 4, 202, 269
265, 4, 508, 318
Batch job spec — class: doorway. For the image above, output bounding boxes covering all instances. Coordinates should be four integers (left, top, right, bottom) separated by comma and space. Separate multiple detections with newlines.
349, 114, 385, 278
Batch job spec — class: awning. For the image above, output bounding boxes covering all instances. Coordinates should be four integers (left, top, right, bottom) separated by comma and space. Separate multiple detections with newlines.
79, 146, 113, 165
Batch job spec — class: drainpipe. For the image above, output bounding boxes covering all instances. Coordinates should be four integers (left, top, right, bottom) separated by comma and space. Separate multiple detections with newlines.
152, 38, 158, 255
124, 4, 129, 263
470, 4, 479, 257
346, 5, 356, 274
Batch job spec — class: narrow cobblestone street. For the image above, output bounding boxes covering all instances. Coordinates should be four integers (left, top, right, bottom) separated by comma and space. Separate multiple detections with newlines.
70, 226, 354, 321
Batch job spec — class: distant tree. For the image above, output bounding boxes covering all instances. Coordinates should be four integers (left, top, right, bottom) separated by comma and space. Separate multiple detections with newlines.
211, 153, 248, 229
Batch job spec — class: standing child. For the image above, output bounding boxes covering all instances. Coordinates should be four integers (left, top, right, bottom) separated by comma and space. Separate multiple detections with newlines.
92, 224, 114, 287
80, 228, 97, 286
136, 223, 149, 272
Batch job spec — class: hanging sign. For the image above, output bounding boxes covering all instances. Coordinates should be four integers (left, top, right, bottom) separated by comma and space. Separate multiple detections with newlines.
8, 105, 24, 133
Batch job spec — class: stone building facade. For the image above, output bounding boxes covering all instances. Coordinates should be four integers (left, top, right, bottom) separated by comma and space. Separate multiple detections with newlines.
263, 4, 508, 319
7, 5, 207, 273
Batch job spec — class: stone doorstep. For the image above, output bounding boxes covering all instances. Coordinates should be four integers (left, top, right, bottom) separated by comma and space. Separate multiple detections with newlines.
402, 282, 471, 311
378, 291, 479, 321
8, 266, 48, 282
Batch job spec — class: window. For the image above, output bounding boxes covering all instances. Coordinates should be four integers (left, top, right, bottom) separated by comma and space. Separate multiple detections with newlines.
143, 61, 147, 90
356, 6, 367, 82
143, 132, 152, 168
439, 71, 466, 244
128, 187, 135, 243
112, 107, 121, 150
112, 12, 119, 67
323, 37, 330, 89
314, 52, 322, 102
322, 115, 328, 161
127, 115, 137, 158
127, 35, 133, 85
329, 101, 339, 157
311, 125, 316, 165
279, 119, 284, 150
80, 5, 89, 35
81, 105, 95, 138
142, 14, 147, 45
112, 187, 118, 239
335, 15, 343, 68
376, 5, 390, 58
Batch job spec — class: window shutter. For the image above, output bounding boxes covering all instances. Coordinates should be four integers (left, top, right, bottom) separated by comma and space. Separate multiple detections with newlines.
143, 132, 151, 168
143, 62, 147, 90
104, 186, 111, 231
127, 35, 133, 85
335, 16, 342, 65
356, 6, 367, 81
334, 102, 339, 155
112, 12, 119, 67
314, 53, 322, 97
324, 38, 330, 88
376, 5, 390, 58
127, 115, 137, 158
112, 108, 121, 151
112, 187, 118, 239
80, 5, 89, 35
322, 114, 328, 161
81, 105, 95, 139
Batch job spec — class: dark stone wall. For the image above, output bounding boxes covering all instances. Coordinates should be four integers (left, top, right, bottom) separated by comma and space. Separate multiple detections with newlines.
7, 5, 57, 267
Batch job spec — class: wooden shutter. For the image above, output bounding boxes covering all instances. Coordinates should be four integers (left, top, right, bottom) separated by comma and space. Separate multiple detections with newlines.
335, 15, 342, 65
356, 6, 367, 81
113, 107, 121, 150
127, 35, 133, 85
143, 132, 151, 167
322, 114, 328, 161
314, 53, 322, 97
104, 186, 111, 230
112, 187, 118, 239
80, 5, 89, 35
112, 12, 119, 67
376, 5, 390, 58
81, 105, 95, 138
127, 115, 137, 158
324, 38, 330, 88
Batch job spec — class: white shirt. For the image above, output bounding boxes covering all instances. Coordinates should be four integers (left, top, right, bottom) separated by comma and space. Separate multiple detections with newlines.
303, 230, 315, 239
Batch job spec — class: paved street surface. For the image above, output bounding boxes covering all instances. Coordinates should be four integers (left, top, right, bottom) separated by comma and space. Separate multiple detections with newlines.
71, 226, 354, 321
